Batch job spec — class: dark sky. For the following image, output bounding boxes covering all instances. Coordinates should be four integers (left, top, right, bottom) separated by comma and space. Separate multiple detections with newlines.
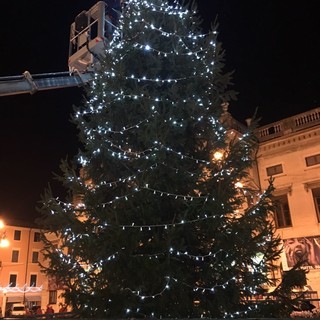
0, 1, 319, 221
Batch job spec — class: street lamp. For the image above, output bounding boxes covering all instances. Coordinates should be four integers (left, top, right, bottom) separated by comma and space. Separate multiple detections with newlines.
0, 219, 9, 248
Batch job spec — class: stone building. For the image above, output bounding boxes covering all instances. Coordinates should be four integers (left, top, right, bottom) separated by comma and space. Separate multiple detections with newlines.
255, 107, 320, 299
0, 218, 63, 314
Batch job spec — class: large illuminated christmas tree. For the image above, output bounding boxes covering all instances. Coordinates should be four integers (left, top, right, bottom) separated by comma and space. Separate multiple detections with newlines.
37, 0, 282, 318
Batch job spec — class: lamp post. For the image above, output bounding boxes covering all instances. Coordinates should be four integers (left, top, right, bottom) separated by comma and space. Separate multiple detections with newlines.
1, 289, 6, 317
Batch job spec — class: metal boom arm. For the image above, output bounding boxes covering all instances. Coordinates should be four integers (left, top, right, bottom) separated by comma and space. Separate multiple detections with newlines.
0, 71, 93, 97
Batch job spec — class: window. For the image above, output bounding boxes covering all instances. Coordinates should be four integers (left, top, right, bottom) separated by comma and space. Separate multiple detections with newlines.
266, 164, 283, 176
272, 194, 292, 228
14, 230, 21, 241
283, 270, 306, 285
30, 274, 37, 287
34, 232, 40, 242
49, 291, 57, 304
9, 274, 17, 287
312, 188, 320, 222
11, 250, 19, 262
306, 154, 320, 167
32, 251, 39, 263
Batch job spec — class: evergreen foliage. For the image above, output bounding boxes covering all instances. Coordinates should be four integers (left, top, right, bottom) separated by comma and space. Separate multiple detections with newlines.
37, 0, 282, 318
248, 261, 308, 318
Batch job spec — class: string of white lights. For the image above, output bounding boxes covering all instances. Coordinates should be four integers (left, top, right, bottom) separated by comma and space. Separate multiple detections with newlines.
0, 285, 43, 293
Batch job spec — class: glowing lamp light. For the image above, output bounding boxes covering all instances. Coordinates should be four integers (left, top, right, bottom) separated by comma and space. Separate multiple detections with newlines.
0, 219, 9, 247
235, 181, 243, 188
0, 238, 9, 248
213, 150, 223, 161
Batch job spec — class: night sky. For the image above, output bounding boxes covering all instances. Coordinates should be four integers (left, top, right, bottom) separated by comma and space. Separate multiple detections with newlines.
0, 1, 319, 221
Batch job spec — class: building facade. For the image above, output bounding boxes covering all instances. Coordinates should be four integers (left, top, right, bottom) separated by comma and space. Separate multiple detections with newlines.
0, 219, 63, 315
255, 107, 320, 296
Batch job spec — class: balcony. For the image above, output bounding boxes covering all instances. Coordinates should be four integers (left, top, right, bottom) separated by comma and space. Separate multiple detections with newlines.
256, 107, 320, 142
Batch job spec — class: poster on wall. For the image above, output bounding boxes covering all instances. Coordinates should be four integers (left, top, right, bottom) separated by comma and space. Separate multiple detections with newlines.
282, 236, 320, 270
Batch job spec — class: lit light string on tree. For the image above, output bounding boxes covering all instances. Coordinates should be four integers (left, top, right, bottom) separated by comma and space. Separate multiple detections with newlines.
54, 230, 269, 296
53, 239, 265, 318
50, 186, 267, 232
54, 131, 260, 219
39, 0, 280, 318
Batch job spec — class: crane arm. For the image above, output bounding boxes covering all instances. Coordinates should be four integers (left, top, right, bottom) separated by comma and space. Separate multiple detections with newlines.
0, 71, 93, 97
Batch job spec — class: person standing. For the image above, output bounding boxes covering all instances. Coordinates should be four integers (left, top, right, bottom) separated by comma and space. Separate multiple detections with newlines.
36, 306, 43, 315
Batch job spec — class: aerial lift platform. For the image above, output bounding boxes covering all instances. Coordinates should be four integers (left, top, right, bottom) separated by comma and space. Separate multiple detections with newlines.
0, 1, 120, 97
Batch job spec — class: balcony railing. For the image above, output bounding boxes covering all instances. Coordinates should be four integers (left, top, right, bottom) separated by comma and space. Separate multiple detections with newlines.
256, 107, 320, 142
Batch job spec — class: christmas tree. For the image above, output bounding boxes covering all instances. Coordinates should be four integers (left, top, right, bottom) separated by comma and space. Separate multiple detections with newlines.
37, 0, 281, 318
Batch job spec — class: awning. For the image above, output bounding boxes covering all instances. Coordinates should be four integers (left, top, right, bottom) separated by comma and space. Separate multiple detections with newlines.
7, 296, 24, 303
25, 296, 41, 302
6, 295, 42, 303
